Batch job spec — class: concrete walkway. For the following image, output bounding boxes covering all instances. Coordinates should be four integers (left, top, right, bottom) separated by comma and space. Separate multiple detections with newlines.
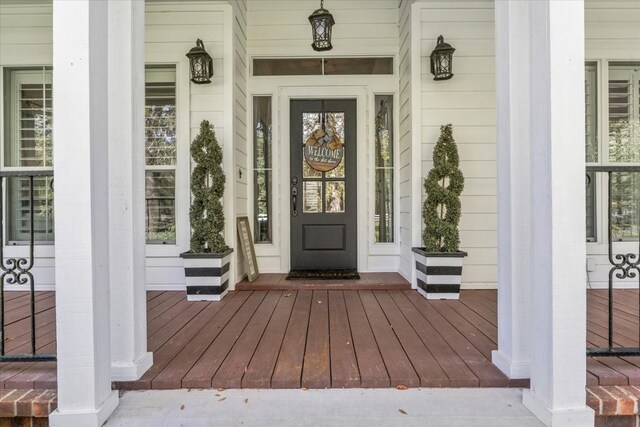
104, 388, 544, 427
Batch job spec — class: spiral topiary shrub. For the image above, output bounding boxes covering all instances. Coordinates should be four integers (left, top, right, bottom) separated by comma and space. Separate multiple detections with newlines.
189, 120, 229, 254
422, 124, 464, 252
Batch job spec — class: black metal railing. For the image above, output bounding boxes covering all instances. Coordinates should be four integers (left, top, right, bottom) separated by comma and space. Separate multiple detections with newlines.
0, 170, 56, 362
586, 165, 640, 357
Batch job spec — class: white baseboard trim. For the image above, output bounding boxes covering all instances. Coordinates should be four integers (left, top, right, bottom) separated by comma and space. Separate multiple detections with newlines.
111, 351, 153, 381
491, 350, 530, 379
49, 390, 119, 427
522, 389, 594, 427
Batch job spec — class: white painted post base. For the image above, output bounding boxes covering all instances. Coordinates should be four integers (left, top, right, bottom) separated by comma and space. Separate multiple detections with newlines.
49, 390, 119, 427
187, 289, 229, 302
522, 390, 594, 427
111, 351, 154, 382
416, 288, 460, 300
491, 350, 530, 379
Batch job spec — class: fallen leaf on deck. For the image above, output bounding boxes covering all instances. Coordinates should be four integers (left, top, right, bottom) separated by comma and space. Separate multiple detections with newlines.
215, 394, 220, 397
317, 300, 322, 304
244, 398, 249, 404
217, 388, 225, 392
180, 405, 185, 411
396, 385, 408, 390
218, 397, 226, 402
301, 387, 309, 391
399, 409, 407, 415
285, 293, 292, 297
346, 341, 350, 345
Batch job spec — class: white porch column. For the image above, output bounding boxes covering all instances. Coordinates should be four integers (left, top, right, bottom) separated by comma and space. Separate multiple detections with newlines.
49, 0, 119, 426
492, 0, 531, 379
522, 1, 594, 425
107, 0, 153, 381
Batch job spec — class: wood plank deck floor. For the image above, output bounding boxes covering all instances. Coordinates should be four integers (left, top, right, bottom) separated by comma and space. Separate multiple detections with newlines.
1, 289, 639, 389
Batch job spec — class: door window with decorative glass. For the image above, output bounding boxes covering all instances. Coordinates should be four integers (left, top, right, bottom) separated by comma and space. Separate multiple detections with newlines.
3, 67, 54, 243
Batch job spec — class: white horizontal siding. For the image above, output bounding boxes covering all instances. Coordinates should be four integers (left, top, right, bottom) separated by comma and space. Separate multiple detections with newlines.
397, 0, 414, 281
247, 0, 398, 56
418, 0, 496, 289
232, 0, 248, 281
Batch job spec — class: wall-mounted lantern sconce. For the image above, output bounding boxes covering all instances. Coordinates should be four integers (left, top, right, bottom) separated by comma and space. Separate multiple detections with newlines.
308, 0, 335, 52
186, 39, 213, 84
430, 35, 455, 81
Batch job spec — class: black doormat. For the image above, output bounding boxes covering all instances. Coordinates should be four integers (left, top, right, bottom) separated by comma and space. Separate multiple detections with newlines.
286, 269, 361, 280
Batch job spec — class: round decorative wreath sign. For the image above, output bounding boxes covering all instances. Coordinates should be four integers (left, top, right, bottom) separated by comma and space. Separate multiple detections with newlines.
304, 128, 344, 172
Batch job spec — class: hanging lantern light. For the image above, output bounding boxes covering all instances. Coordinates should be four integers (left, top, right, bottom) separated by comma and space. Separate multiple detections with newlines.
186, 39, 213, 84
430, 35, 455, 81
308, 0, 335, 52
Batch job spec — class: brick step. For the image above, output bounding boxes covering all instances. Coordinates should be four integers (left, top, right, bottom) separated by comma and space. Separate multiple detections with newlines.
0, 389, 56, 426
587, 386, 640, 427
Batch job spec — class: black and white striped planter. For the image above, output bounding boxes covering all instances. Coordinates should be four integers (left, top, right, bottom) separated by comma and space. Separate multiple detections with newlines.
180, 249, 233, 301
411, 248, 467, 300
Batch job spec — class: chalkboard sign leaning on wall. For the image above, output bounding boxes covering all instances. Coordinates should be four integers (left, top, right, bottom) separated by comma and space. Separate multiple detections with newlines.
237, 216, 259, 282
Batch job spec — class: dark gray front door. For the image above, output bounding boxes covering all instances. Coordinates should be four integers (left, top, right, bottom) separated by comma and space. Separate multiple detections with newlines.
290, 99, 357, 270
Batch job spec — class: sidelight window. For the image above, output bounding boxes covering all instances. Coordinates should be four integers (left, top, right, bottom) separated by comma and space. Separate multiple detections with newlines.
254, 96, 273, 243
374, 95, 394, 243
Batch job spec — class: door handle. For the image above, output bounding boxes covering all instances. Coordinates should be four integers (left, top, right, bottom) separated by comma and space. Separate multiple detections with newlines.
291, 186, 298, 216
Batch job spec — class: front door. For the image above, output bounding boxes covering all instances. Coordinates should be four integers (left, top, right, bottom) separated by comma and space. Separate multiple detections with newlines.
290, 99, 357, 270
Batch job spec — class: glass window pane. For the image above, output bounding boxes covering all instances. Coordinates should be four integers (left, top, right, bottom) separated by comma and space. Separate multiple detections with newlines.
4, 68, 53, 168
303, 113, 322, 144
303, 181, 323, 213
303, 156, 322, 178
585, 63, 598, 163
374, 95, 394, 243
145, 170, 176, 243
610, 172, 639, 241
253, 58, 322, 76
145, 66, 176, 166
375, 168, 394, 242
325, 152, 345, 178
7, 176, 54, 243
608, 64, 640, 163
254, 170, 272, 242
325, 181, 345, 213
254, 96, 273, 243
324, 57, 393, 75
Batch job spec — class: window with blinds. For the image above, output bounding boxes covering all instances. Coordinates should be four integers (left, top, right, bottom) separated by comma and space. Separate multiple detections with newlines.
608, 63, 640, 241
145, 66, 177, 243
3, 67, 54, 243
584, 62, 640, 242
